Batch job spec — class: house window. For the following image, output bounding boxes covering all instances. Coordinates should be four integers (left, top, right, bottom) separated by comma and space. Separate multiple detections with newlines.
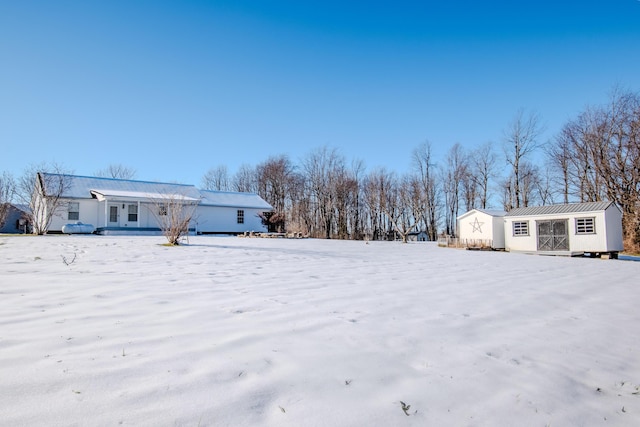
68, 202, 79, 221
158, 204, 167, 216
237, 209, 244, 224
513, 221, 529, 236
128, 205, 138, 222
576, 217, 595, 234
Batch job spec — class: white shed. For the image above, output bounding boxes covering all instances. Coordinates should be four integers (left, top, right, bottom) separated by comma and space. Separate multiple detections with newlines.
457, 209, 507, 249
503, 201, 623, 256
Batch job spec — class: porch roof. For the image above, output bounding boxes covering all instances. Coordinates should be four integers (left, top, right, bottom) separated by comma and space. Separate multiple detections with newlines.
90, 189, 200, 202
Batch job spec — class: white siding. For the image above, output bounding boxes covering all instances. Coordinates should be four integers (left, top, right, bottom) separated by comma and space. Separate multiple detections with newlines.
491, 215, 505, 249
504, 218, 537, 252
48, 199, 100, 232
569, 213, 607, 252
48, 198, 269, 234
196, 206, 268, 234
604, 205, 624, 251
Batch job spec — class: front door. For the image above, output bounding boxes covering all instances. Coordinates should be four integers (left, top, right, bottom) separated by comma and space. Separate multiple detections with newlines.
537, 219, 569, 251
108, 205, 120, 226
107, 204, 138, 227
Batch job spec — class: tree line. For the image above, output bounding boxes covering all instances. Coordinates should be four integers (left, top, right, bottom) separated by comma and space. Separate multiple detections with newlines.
200, 88, 639, 250
1, 88, 638, 251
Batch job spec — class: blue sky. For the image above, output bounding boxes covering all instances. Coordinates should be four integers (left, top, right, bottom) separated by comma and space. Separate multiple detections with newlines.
1, 1, 639, 185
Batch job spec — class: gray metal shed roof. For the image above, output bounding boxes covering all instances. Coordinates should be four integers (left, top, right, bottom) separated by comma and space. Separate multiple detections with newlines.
505, 201, 615, 217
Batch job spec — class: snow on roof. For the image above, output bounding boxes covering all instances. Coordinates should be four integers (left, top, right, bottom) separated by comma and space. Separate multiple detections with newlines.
505, 201, 615, 217
199, 189, 273, 209
41, 173, 201, 200
457, 208, 506, 220
39, 173, 272, 210
90, 189, 200, 202
477, 209, 507, 217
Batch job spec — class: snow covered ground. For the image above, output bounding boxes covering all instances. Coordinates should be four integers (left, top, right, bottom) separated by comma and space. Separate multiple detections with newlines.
1, 235, 639, 426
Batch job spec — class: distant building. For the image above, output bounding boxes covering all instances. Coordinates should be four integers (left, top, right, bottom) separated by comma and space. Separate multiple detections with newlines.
0, 204, 31, 234
407, 231, 429, 242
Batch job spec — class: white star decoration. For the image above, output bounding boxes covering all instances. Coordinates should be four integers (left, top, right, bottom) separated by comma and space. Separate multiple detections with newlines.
470, 217, 484, 233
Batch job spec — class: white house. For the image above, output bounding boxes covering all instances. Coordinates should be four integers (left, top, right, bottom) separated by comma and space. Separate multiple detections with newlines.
503, 201, 623, 257
37, 173, 272, 235
456, 209, 507, 249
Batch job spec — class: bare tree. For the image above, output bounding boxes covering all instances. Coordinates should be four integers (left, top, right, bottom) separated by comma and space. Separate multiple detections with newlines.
470, 142, 498, 209
151, 194, 199, 245
518, 161, 541, 207
461, 166, 478, 212
500, 175, 515, 212
348, 159, 367, 240
442, 143, 467, 236
0, 171, 16, 228
95, 164, 136, 179
363, 167, 393, 240
202, 165, 230, 191
547, 126, 573, 204
286, 171, 311, 235
332, 164, 357, 239
302, 147, 344, 239
232, 164, 258, 193
382, 174, 423, 243
535, 165, 555, 206
569, 108, 607, 202
412, 141, 440, 240
503, 109, 545, 208
16, 164, 73, 235
256, 155, 296, 233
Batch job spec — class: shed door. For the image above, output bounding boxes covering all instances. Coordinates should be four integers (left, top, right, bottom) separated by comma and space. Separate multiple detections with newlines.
537, 219, 569, 251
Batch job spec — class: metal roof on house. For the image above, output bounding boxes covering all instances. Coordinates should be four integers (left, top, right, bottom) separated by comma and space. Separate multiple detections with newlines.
40, 173, 201, 200
199, 190, 273, 209
39, 173, 272, 210
504, 201, 615, 217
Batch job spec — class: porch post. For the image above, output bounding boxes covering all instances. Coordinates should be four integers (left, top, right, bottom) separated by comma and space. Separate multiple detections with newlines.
104, 200, 108, 227
138, 201, 141, 228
